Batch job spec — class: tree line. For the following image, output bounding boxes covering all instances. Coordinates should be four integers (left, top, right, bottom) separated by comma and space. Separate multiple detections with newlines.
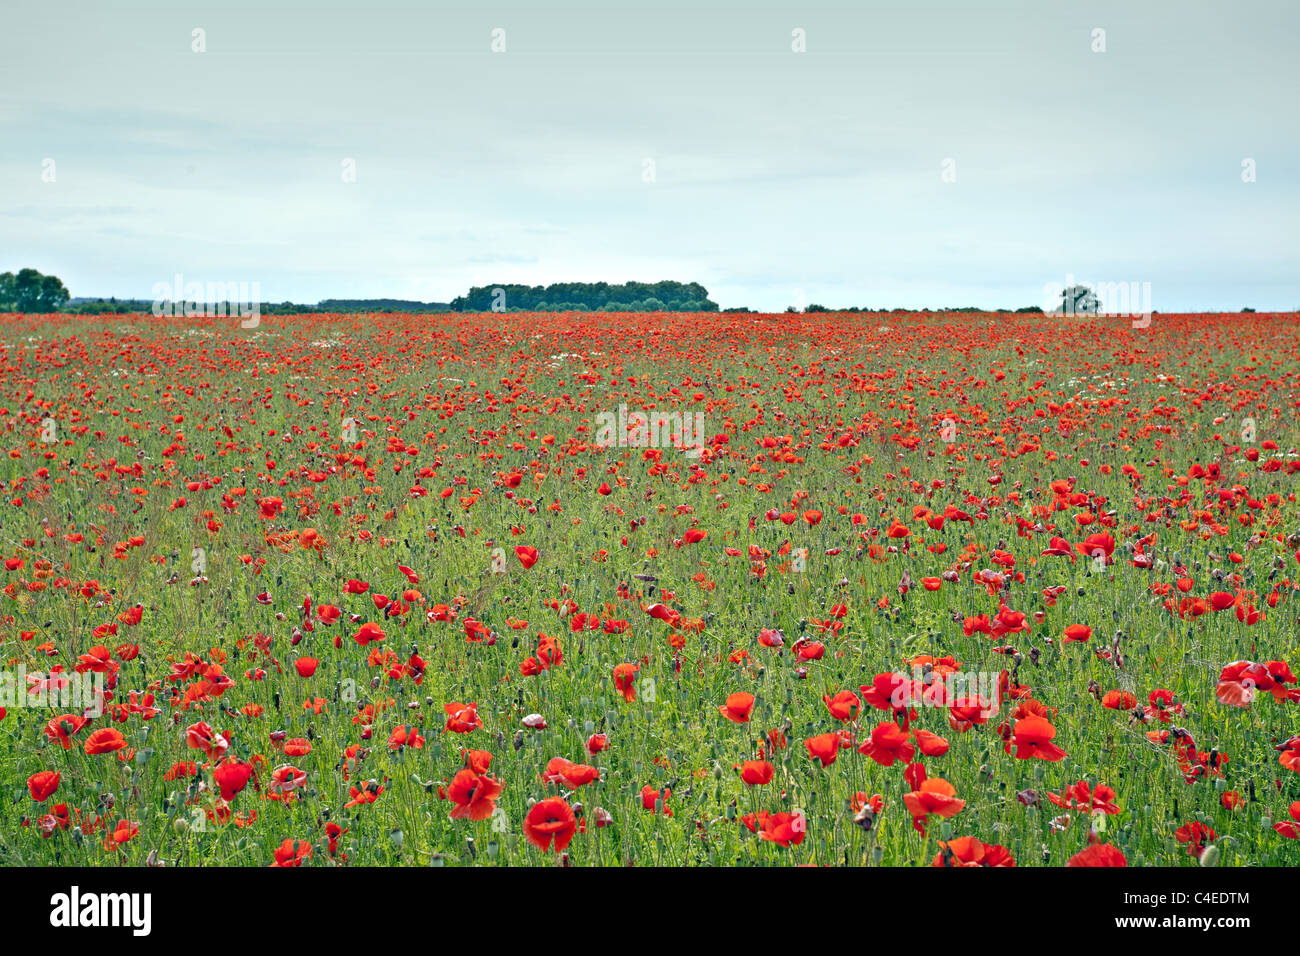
0, 268, 1278, 315
448, 281, 719, 312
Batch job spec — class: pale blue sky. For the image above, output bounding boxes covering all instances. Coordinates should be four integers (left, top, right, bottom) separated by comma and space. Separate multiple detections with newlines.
2, 0, 1296, 311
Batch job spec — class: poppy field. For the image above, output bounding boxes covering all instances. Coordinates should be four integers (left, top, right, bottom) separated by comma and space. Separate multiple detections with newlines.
2, 309, 1299, 868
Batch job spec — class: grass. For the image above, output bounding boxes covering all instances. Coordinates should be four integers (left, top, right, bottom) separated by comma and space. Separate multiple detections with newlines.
0, 309, 1297, 867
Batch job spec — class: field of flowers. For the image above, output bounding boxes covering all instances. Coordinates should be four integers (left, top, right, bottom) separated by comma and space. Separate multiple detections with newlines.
1, 310, 1298, 868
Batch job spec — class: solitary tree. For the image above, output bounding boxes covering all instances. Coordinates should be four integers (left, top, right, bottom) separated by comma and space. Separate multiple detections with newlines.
1058, 284, 1098, 316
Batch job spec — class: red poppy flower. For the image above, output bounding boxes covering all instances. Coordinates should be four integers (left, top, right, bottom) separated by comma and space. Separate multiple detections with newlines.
759, 810, 806, 847
444, 701, 482, 734
640, 784, 671, 815
718, 691, 755, 723
933, 836, 1015, 867
904, 778, 964, 833
612, 663, 639, 702
27, 770, 60, 802
446, 769, 504, 821
1011, 715, 1067, 761
44, 714, 88, 750
353, 622, 385, 646
857, 721, 915, 766
84, 727, 127, 755
1067, 844, 1128, 866
524, 796, 577, 852
271, 838, 312, 867
914, 728, 950, 757
543, 757, 601, 789
213, 760, 253, 801
822, 689, 861, 722
1174, 821, 1216, 856
805, 731, 842, 767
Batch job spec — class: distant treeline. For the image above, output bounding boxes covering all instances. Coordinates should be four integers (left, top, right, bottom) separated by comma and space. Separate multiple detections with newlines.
795, 304, 1047, 314
7, 270, 1276, 316
64, 297, 450, 315
448, 281, 719, 312
317, 299, 449, 312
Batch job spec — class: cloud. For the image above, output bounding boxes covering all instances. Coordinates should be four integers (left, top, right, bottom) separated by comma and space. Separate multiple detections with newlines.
1, 0, 1296, 310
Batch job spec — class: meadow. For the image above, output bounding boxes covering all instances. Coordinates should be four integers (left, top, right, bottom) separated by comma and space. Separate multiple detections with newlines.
1, 309, 1297, 867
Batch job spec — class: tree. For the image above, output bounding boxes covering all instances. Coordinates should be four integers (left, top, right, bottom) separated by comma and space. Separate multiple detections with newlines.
0, 268, 70, 312
1057, 284, 1098, 316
